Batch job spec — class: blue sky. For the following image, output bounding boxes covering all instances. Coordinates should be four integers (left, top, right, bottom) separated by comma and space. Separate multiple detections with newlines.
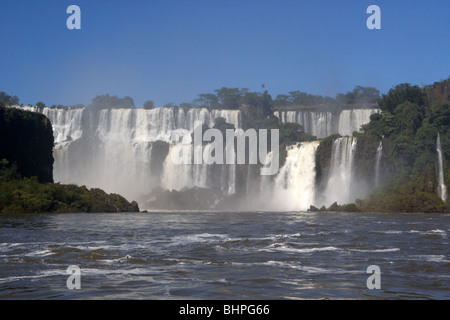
0, 0, 449, 107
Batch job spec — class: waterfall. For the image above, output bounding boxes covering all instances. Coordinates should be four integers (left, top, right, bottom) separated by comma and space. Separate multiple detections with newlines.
436, 133, 447, 202
338, 109, 378, 136
11, 104, 376, 210
270, 141, 319, 211
162, 144, 194, 191
276, 108, 378, 138
324, 136, 357, 206
276, 110, 333, 138
375, 140, 383, 187
12, 106, 241, 203
42, 108, 84, 146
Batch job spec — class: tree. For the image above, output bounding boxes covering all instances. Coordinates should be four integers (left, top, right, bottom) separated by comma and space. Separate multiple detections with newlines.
36, 102, 46, 108
336, 86, 380, 105
89, 94, 136, 109
123, 96, 135, 108
274, 94, 290, 107
379, 83, 425, 113
193, 94, 218, 108
179, 102, 193, 109
0, 92, 19, 106
214, 87, 242, 109
143, 100, 155, 110
393, 102, 425, 137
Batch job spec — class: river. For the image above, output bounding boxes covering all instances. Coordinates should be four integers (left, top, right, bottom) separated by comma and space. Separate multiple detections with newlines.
0, 211, 448, 299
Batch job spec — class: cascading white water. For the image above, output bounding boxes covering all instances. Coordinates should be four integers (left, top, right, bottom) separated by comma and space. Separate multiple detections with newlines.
42, 108, 84, 146
324, 136, 357, 206
11, 104, 377, 210
436, 133, 447, 202
14, 106, 241, 202
375, 140, 383, 187
338, 109, 379, 136
276, 108, 378, 138
276, 110, 333, 138
270, 141, 320, 211
162, 144, 194, 191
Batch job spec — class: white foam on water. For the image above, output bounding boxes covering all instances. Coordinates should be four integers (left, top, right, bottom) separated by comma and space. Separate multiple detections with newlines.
348, 248, 400, 253
410, 255, 449, 263
168, 233, 229, 246
409, 229, 447, 236
261, 244, 340, 254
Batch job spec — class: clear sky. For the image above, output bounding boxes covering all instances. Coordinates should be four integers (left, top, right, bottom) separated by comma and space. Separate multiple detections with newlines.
0, 0, 449, 107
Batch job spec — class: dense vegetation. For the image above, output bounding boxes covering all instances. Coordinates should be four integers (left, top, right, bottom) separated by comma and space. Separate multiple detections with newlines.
355, 79, 450, 212
5, 85, 379, 116
0, 174, 139, 214
0, 103, 139, 214
0, 91, 20, 106
159, 85, 380, 111
316, 78, 450, 213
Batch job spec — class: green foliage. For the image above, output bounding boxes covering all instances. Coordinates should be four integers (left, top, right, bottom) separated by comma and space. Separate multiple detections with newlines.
272, 86, 379, 108
336, 86, 380, 105
163, 103, 177, 108
379, 83, 425, 113
214, 87, 242, 110
143, 100, 154, 110
429, 102, 450, 131
193, 93, 219, 108
36, 101, 46, 108
0, 178, 140, 214
89, 94, 135, 110
0, 159, 21, 183
353, 78, 450, 212
323, 202, 361, 212
0, 91, 19, 105
424, 77, 450, 111
273, 90, 334, 107
0, 104, 140, 214
360, 186, 446, 213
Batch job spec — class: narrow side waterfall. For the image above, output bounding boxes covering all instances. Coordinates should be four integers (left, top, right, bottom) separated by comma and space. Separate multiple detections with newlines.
271, 141, 319, 211
436, 133, 447, 202
375, 140, 383, 187
324, 136, 357, 206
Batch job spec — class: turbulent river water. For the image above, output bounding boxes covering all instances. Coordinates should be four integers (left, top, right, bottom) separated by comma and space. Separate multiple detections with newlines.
0, 211, 448, 300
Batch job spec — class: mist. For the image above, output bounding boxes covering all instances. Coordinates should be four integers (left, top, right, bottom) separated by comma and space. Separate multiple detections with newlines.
8, 102, 383, 212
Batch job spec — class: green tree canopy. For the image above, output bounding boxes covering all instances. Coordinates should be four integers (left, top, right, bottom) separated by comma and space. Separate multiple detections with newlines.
89, 94, 135, 109
36, 102, 46, 108
379, 83, 425, 113
0, 92, 19, 106
143, 100, 155, 110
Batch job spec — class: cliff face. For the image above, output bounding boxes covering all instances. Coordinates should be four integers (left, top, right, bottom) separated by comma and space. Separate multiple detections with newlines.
0, 104, 140, 213
0, 105, 54, 183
